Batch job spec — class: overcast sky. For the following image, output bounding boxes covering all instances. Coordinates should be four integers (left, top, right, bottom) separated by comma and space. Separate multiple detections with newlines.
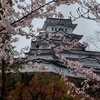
13, 0, 100, 52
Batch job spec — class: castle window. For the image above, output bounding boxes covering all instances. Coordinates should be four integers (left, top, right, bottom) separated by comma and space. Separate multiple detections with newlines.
55, 28, 57, 31
65, 29, 67, 32
36, 45, 39, 48
63, 39, 67, 43
59, 28, 61, 31
52, 28, 54, 31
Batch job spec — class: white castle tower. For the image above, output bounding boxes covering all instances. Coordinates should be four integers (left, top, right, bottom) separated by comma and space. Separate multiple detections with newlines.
21, 18, 100, 76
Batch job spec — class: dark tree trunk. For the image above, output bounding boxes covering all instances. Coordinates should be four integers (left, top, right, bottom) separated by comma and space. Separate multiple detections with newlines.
0, 59, 5, 100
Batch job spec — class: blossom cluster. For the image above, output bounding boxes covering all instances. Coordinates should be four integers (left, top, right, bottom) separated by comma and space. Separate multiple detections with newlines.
57, 68, 94, 100
59, 55, 100, 91
26, 61, 49, 71
71, 0, 100, 22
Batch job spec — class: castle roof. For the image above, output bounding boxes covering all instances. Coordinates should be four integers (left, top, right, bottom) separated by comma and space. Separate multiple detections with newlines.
42, 18, 77, 31
24, 18, 100, 74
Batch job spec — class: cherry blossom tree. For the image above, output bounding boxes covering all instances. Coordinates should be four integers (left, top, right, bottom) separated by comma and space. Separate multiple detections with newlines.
0, 0, 100, 100
70, 0, 100, 22
75, 0, 100, 52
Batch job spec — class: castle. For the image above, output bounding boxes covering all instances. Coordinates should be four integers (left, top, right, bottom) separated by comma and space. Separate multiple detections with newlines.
21, 18, 100, 76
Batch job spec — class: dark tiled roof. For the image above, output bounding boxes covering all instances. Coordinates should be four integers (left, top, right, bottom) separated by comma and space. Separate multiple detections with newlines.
42, 18, 77, 31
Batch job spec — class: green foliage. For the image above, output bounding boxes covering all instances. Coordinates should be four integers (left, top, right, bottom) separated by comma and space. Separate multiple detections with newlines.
0, 72, 98, 100
2, 34, 12, 42
20, 72, 34, 86
0, 0, 13, 17
68, 76, 83, 88
5, 73, 20, 96
85, 81, 100, 99
1, 72, 34, 97
7, 62, 22, 72
68, 77, 100, 99
86, 87, 100, 99
0, 35, 22, 71
0, 26, 22, 99
2, 34, 15, 54
7, 72, 75, 100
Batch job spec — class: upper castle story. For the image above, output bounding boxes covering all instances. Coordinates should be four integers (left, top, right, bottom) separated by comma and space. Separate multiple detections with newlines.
41, 17, 77, 33
30, 18, 84, 51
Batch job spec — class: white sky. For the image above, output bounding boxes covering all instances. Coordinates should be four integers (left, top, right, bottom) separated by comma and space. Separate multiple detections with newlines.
13, 0, 100, 52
